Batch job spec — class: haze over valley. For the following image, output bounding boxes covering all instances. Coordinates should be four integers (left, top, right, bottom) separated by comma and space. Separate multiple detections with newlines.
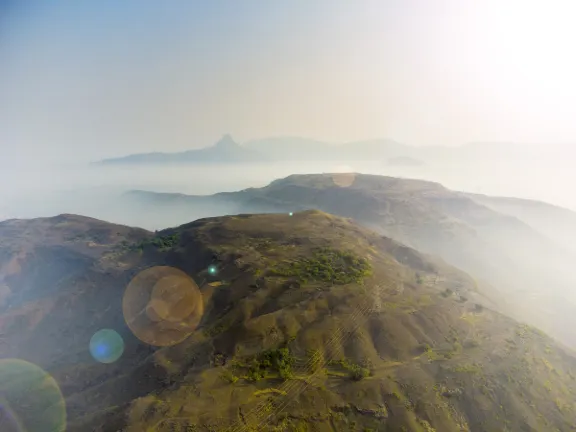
2, 134, 576, 229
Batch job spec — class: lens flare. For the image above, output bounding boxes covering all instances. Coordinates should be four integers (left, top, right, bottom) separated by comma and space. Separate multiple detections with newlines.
331, 167, 356, 188
0, 359, 66, 432
0, 399, 23, 432
123, 266, 204, 347
89, 329, 125, 364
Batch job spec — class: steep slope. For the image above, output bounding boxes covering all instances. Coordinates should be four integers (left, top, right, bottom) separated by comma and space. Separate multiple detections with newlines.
1, 212, 576, 431
124, 174, 576, 348
0, 215, 154, 363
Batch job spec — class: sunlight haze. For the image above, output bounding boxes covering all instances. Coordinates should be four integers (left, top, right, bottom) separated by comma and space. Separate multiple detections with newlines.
2, 0, 576, 164
1, 0, 576, 218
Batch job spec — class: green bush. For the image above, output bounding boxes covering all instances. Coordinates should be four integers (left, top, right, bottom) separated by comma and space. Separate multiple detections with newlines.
220, 370, 239, 384
246, 348, 296, 382
247, 365, 266, 382
129, 233, 180, 252
349, 365, 370, 381
261, 347, 295, 380
270, 248, 371, 285
453, 363, 482, 374
330, 358, 371, 381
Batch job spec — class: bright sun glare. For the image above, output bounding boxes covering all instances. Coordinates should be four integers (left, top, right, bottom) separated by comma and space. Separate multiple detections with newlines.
465, 1, 576, 120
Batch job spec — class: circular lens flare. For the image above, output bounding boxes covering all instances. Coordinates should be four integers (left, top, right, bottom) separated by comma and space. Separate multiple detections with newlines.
0, 359, 66, 432
90, 329, 125, 364
0, 399, 24, 432
123, 266, 204, 347
331, 171, 356, 188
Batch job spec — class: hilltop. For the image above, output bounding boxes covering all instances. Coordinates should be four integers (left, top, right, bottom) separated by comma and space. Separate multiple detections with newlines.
124, 173, 576, 348
1, 211, 576, 431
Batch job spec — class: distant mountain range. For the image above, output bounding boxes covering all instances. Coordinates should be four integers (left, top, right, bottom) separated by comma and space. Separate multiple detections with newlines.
97, 134, 558, 166
96, 135, 454, 165
98, 134, 270, 165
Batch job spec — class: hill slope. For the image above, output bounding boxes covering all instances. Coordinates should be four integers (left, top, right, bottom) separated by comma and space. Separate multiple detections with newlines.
124, 173, 576, 348
466, 192, 576, 254
1, 212, 576, 431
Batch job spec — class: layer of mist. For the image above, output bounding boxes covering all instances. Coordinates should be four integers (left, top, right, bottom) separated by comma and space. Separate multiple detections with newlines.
2, 149, 575, 231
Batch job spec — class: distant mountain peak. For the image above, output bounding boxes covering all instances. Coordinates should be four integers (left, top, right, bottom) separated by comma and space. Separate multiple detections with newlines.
214, 134, 239, 149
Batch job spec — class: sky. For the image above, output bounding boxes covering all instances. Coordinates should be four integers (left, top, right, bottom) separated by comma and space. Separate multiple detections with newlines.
2, 0, 576, 164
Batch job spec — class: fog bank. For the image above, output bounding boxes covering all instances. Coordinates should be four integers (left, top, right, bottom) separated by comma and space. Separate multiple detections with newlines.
1, 153, 575, 229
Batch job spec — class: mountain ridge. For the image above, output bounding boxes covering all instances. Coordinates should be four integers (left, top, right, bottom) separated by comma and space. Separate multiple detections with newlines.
98, 135, 269, 165
123, 173, 576, 348
95, 135, 564, 166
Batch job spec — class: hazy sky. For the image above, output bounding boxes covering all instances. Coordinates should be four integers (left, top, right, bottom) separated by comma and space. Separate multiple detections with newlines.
2, 0, 576, 163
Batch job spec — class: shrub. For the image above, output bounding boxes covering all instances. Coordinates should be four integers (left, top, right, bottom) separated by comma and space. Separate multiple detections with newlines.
261, 347, 296, 380
331, 358, 371, 381
220, 370, 238, 384
270, 248, 371, 285
417, 343, 432, 354
246, 347, 296, 382
453, 363, 482, 374
349, 365, 370, 381
247, 360, 266, 382
129, 233, 180, 251
418, 420, 437, 432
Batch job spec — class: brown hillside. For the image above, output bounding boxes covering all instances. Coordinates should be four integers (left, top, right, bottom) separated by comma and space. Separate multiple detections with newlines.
1, 211, 576, 431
